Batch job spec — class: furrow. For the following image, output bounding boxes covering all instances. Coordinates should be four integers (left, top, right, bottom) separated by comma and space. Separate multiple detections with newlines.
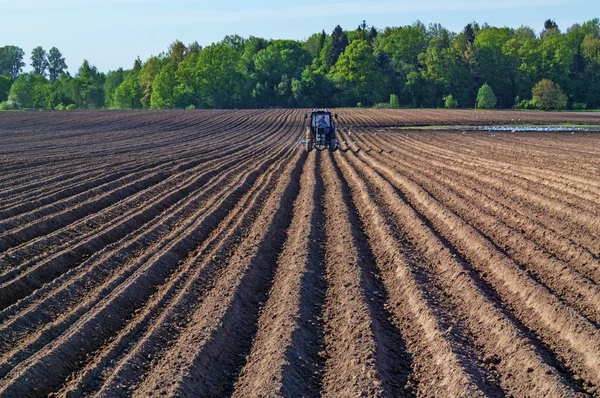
56, 144, 295, 397
232, 151, 327, 398
320, 150, 412, 397
128, 150, 305, 398
348, 136, 600, 389
334, 143, 490, 396
0, 145, 285, 397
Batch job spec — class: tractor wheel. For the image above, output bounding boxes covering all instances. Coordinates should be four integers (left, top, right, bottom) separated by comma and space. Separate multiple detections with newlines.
329, 139, 337, 152
306, 139, 313, 152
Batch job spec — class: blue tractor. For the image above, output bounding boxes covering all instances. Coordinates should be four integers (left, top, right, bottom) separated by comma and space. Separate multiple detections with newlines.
304, 110, 339, 152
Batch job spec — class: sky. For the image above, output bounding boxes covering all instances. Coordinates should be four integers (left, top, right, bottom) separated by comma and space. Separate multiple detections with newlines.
2, 0, 599, 74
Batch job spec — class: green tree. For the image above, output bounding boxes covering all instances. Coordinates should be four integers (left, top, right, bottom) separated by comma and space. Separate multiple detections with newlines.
196, 43, 246, 108
542, 19, 559, 38
0, 45, 25, 79
474, 27, 516, 107
304, 31, 327, 59
325, 25, 349, 68
74, 60, 105, 108
0, 75, 11, 102
251, 40, 311, 107
379, 23, 427, 66
31, 46, 48, 76
104, 68, 127, 108
187, 41, 202, 55
377, 22, 428, 106
169, 40, 186, 65
150, 63, 177, 109
8, 73, 35, 107
292, 64, 333, 108
464, 23, 476, 43
113, 70, 143, 109
173, 51, 200, 108
445, 94, 459, 108
368, 26, 378, 43
390, 93, 400, 108
532, 79, 568, 110
476, 83, 497, 108
140, 56, 164, 108
47, 47, 67, 81
329, 39, 384, 106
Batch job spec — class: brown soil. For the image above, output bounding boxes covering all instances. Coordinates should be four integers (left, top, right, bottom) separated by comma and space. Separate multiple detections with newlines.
0, 109, 599, 397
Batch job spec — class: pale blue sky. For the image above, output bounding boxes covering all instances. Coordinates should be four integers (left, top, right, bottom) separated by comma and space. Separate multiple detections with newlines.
2, 0, 598, 73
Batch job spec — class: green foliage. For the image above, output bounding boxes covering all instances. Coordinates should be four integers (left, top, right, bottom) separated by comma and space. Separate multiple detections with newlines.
112, 70, 143, 109
379, 22, 427, 66
0, 96, 21, 110
445, 94, 459, 108
72, 60, 105, 109
329, 39, 384, 106
516, 99, 538, 109
66, 104, 77, 110
9, 74, 35, 108
532, 79, 568, 110
196, 43, 246, 108
104, 68, 127, 109
304, 31, 327, 59
476, 83, 497, 109
140, 57, 165, 108
11, 18, 600, 110
373, 102, 391, 109
31, 46, 48, 76
47, 47, 67, 81
251, 40, 310, 107
150, 63, 177, 109
0, 75, 11, 102
169, 40, 187, 65
325, 25, 349, 68
0, 45, 25, 79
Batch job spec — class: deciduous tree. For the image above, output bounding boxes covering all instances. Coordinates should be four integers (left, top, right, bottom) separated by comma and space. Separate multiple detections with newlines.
0, 75, 11, 102
47, 47, 67, 81
0, 45, 25, 79
31, 47, 48, 76
476, 83, 497, 108
532, 79, 567, 109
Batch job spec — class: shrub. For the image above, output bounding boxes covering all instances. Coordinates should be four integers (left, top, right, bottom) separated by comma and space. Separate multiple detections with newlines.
476, 83, 497, 109
66, 104, 77, 110
0, 97, 21, 110
445, 94, 459, 109
515, 99, 537, 109
531, 79, 567, 110
571, 102, 587, 110
373, 102, 391, 109
56, 103, 66, 110
390, 94, 400, 109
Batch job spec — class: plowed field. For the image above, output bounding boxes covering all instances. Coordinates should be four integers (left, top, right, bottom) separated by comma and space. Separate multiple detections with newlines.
1, 109, 600, 397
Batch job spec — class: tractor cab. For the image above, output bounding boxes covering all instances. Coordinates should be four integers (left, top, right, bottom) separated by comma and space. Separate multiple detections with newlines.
304, 110, 338, 152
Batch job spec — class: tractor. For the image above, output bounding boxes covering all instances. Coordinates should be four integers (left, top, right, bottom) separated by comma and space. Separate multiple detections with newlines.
303, 110, 339, 152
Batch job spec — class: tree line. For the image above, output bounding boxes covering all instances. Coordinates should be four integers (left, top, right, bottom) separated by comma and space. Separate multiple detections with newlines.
2, 18, 600, 111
